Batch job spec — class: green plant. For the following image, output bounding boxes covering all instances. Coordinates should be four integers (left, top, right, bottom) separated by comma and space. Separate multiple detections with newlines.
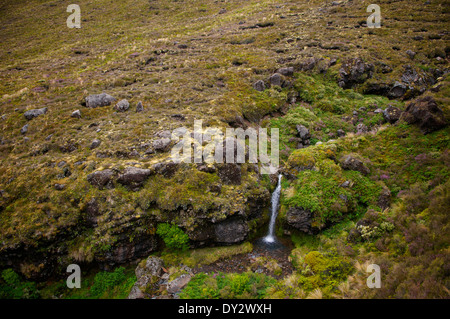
156, 223, 190, 251
0, 269, 39, 299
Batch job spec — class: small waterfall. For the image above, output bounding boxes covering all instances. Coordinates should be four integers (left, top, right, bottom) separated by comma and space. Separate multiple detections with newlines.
263, 174, 282, 243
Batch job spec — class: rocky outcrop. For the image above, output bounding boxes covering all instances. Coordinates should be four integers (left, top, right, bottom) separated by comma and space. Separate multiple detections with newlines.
85, 93, 116, 108
114, 99, 130, 112
128, 256, 164, 299
24, 107, 47, 120
340, 155, 370, 175
87, 169, 115, 189
117, 167, 153, 191
400, 96, 446, 134
214, 218, 248, 244
285, 207, 313, 234
295, 124, 311, 148
103, 233, 158, 266
71, 110, 82, 119
253, 80, 266, 92
383, 105, 402, 124
338, 58, 374, 89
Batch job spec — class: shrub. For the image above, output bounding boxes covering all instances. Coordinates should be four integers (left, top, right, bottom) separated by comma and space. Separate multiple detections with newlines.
0, 269, 39, 299
156, 223, 190, 251
89, 267, 128, 298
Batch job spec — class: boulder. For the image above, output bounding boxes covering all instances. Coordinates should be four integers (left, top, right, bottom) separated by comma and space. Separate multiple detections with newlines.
152, 161, 178, 178
269, 73, 283, 86
340, 155, 370, 175
383, 105, 402, 124
85, 93, 116, 108
400, 96, 446, 134
214, 218, 248, 244
253, 80, 265, 92
338, 58, 374, 89
378, 187, 391, 210
114, 99, 130, 112
20, 124, 28, 135
136, 101, 144, 112
167, 273, 192, 294
90, 139, 101, 149
87, 169, 114, 189
128, 256, 165, 299
296, 124, 310, 141
24, 107, 47, 120
356, 123, 368, 134
286, 207, 313, 234
153, 138, 171, 152
277, 67, 294, 76
337, 129, 346, 137
117, 167, 153, 190
54, 184, 66, 191
388, 81, 407, 99
71, 110, 82, 119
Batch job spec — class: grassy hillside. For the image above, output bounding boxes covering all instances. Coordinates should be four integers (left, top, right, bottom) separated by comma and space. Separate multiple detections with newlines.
0, 0, 449, 299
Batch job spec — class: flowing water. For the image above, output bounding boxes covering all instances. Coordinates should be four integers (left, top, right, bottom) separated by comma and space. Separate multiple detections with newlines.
263, 174, 282, 244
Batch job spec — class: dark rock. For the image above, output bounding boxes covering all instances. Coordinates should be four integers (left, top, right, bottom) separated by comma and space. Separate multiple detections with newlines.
103, 234, 158, 266
340, 155, 370, 175
340, 180, 351, 188
153, 138, 171, 152
54, 184, 65, 191
253, 80, 265, 92
87, 169, 114, 189
214, 218, 248, 244
57, 161, 67, 168
378, 187, 391, 210
90, 139, 101, 149
114, 99, 130, 112
85, 93, 116, 108
167, 273, 192, 294
269, 73, 283, 86
406, 50, 416, 59
338, 58, 374, 89
24, 107, 47, 120
298, 57, 317, 71
374, 108, 383, 114
383, 105, 402, 124
337, 129, 346, 137
286, 207, 313, 234
155, 130, 172, 139
217, 163, 241, 185
117, 167, 153, 190
84, 197, 100, 226
296, 124, 310, 140
136, 101, 144, 113
171, 114, 185, 121
129, 256, 164, 299
152, 161, 178, 178
400, 96, 446, 134
388, 81, 407, 99
20, 124, 28, 135
356, 123, 368, 134
71, 110, 81, 119
277, 67, 294, 76
197, 164, 216, 173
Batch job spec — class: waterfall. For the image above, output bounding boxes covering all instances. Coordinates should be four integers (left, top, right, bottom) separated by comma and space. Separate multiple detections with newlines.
263, 174, 282, 243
